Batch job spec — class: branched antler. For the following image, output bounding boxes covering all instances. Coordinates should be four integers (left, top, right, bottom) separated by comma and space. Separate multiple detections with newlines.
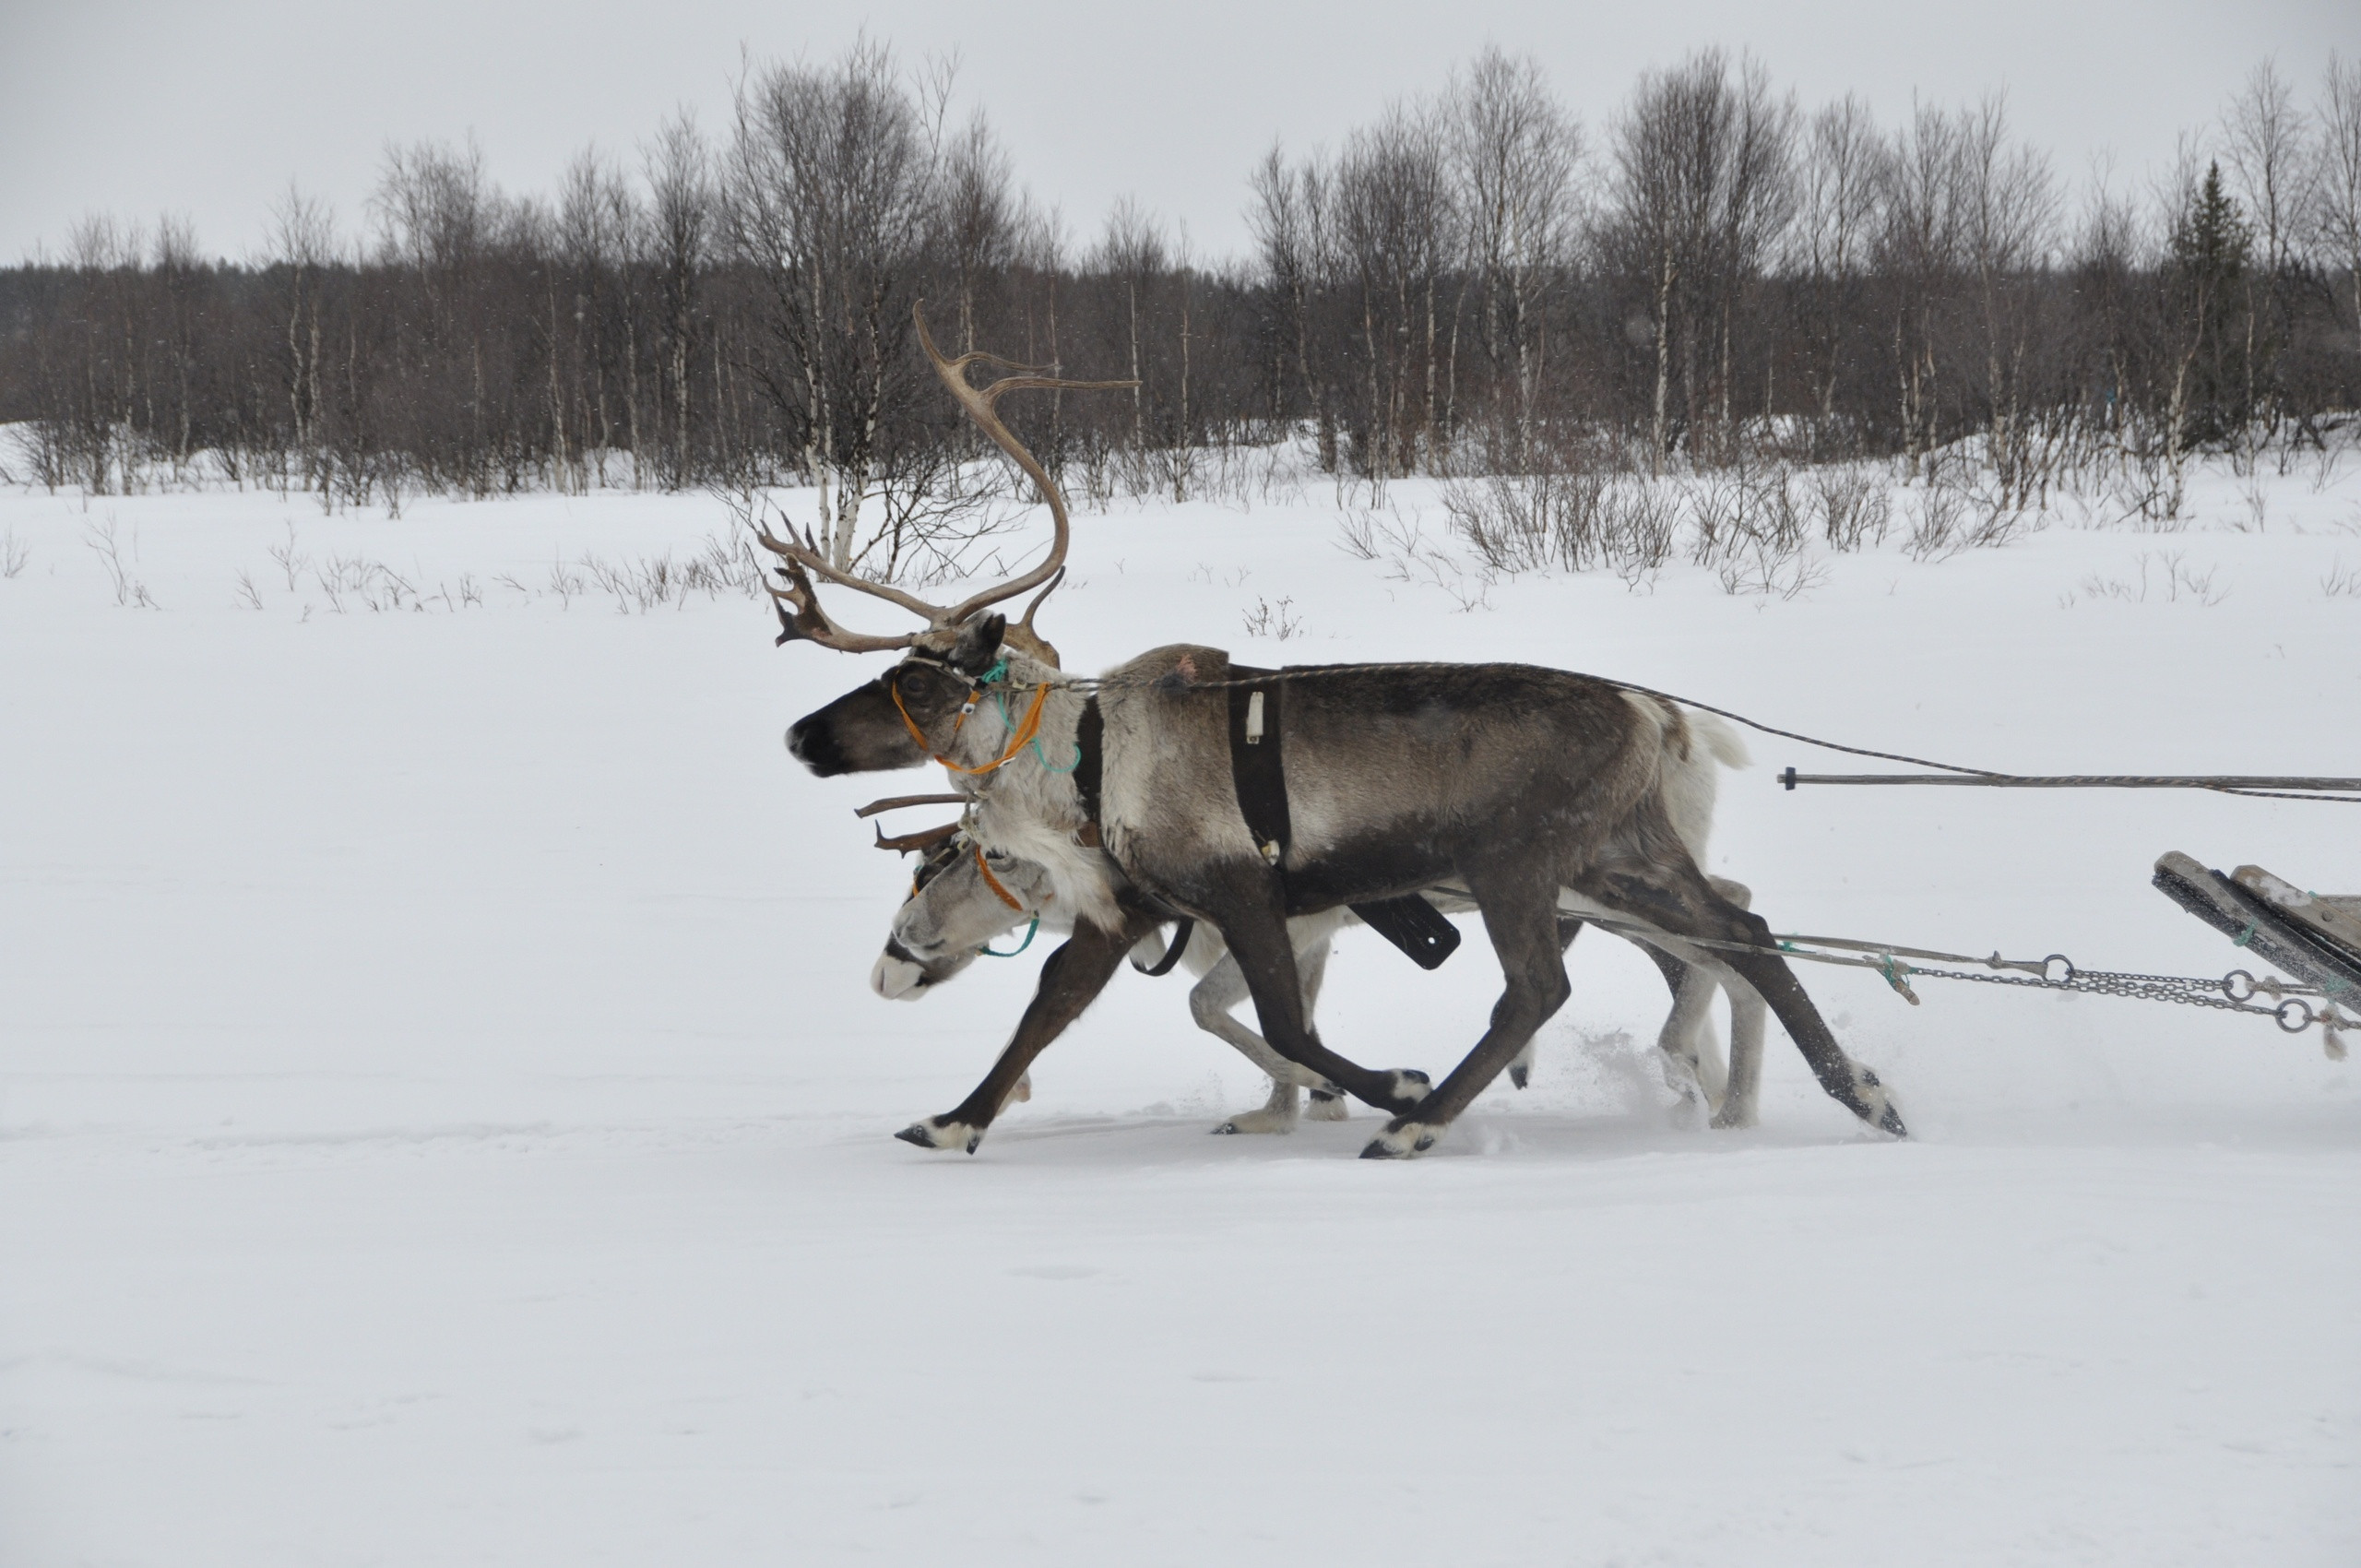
872, 820, 963, 854
751, 303, 1134, 659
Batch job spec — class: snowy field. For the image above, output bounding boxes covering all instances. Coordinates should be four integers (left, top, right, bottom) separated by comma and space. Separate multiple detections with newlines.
3, 449, 2358, 1565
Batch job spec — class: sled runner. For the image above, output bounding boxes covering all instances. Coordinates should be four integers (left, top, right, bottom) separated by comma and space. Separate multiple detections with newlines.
2153, 850, 2361, 1016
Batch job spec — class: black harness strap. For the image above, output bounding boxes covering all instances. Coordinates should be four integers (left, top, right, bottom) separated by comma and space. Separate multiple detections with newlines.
1140, 919, 1197, 976
1074, 695, 1104, 833
1348, 895, 1462, 970
1226, 670, 1290, 866
1223, 662, 1460, 972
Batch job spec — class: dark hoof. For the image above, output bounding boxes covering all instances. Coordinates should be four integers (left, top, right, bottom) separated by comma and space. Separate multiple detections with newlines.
1309, 1087, 1341, 1103
1358, 1139, 1406, 1159
1509, 1063, 1530, 1090
1876, 1104, 1908, 1138
894, 1123, 935, 1149
1211, 1121, 1240, 1134
1399, 1069, 1430, 1087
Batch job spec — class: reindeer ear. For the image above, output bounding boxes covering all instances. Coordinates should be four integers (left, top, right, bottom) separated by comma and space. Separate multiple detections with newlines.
949, 613, 1007, 675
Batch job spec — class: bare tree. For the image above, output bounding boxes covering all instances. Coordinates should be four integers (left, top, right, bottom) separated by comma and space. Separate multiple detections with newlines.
2221, 60, 2311, 453
2319, 53, 2361, 351
720, 41, 943, 566
1610, 49, 1789, 469
1097, 196, 1166, 452
1879, 101, 1965, 475
1335, 101, 1454, 476
1956, 96, 2059, 502
1449, 47, 1578, 469
940, 113, 1015, 355
1247, 143, 1338, 469
643, 110, 711, 490
1791, 96, 1887, 455
267, 184, 335, 493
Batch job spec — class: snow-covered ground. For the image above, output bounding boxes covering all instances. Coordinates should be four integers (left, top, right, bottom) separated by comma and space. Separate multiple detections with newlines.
4, 451, 2357, 1565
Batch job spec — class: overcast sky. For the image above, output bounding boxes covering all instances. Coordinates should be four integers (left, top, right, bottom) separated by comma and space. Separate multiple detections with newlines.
4, 0, 2356, 267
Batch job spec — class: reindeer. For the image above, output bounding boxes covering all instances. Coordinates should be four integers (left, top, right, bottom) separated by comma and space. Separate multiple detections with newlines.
864, 727, 1774, 1139
770, 305, 1904, 1158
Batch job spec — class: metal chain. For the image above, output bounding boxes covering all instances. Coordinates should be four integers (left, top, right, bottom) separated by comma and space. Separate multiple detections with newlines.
1571, 911, 2344, 1040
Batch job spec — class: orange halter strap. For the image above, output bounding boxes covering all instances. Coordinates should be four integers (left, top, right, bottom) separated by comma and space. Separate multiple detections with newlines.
891, 664, 1054, 778
972, 841, 1029, 912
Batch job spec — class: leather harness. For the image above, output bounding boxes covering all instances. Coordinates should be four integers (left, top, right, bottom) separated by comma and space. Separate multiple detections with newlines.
1071, 668, 1460, 976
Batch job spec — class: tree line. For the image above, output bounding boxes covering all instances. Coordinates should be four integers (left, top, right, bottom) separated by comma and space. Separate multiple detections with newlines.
3, 42, 2358, 563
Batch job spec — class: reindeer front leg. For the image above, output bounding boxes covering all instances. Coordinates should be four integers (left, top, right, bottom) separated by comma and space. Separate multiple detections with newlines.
896, 911, 1155, 1155
1213, 881, 1433, 1117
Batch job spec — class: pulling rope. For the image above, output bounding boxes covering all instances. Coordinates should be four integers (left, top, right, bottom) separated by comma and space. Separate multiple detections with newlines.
1051, 660, 2357, 805
1777, 769, 2361, 802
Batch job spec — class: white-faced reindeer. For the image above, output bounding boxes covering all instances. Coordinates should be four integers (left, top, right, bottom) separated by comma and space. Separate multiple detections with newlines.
863, 722, 1774, 1140
771, 304, 1904, 1158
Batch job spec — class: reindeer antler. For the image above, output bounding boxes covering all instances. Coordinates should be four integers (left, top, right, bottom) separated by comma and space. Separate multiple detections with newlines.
872, 820, 963, 854
852, 793, 969, 819
752, 303, 1133, 658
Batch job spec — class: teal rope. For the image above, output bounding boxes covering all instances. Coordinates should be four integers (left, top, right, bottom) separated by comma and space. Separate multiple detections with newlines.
979, 916, 1039, 957
993, 683, 1081, 774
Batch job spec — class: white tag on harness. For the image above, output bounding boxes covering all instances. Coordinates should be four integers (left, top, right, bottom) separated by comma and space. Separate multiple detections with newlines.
1245, 691, 1264, 744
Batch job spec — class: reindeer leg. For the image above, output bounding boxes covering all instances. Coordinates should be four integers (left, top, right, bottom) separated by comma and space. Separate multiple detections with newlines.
1210, 932, 1347, 1133
1209, 873, 1431, 1116
1512, 916, 1586, 1089
1580, 861, 1904, 1138
1196, 950, 1309, 1134
896, 912, 1153, 1155
1701, 877, 1765, 1130
1294, 936, 1348, 1120
1634, 939, 1716, 1119
1363, 880, 1571, 1159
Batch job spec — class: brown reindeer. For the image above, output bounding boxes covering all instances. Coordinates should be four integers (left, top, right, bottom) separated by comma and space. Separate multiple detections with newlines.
773, 306, 1904, 1158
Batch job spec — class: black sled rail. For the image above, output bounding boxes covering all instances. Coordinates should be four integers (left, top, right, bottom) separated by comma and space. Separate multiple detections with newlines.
2153, 850, 2361, 1011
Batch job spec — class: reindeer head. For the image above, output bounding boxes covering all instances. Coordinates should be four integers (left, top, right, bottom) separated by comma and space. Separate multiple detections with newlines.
777, 304, 1132, 779
871, 829, 1057, 1000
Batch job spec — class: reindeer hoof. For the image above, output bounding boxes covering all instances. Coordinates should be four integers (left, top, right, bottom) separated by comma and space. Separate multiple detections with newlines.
1845, 1067, 1908, 1139
1358, 1120, 1440, 1159
1508, 1063, 1530, 1090
1709, 1105, 1760, 1131
1305, 1088, 1349, 1123
1377, 1069, 1431, 1114
896, 1118, 983, 1154
1213, 1105, 1298, 1135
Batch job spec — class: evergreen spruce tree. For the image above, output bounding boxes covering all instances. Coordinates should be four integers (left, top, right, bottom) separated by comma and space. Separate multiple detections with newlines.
2166, 160, 2252, 445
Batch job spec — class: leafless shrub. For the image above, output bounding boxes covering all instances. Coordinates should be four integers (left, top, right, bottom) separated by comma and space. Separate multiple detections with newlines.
267, 523, 307, 590
1601, 482, 1679, 585
2062, 551, 2228, 607
547, 557, 587, 609
234, 571, 265, 610
1358, 506, 1495, 611
1240, 594, 1303, 639
82, 517, 160, 607
2320, 558, 2361, 599
1903, 481, 1967, 562
1714, 536, 1829, 600
2, 528, 28, 578
1336, 506, 1383, 561
1815, 467, 1890, 552
311, 552, 418, 612
567, 530, 763, 614
2233, 475, 2270, 533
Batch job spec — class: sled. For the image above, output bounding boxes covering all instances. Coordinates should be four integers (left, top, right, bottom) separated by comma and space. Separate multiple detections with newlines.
2153, 850, 2361, 1015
